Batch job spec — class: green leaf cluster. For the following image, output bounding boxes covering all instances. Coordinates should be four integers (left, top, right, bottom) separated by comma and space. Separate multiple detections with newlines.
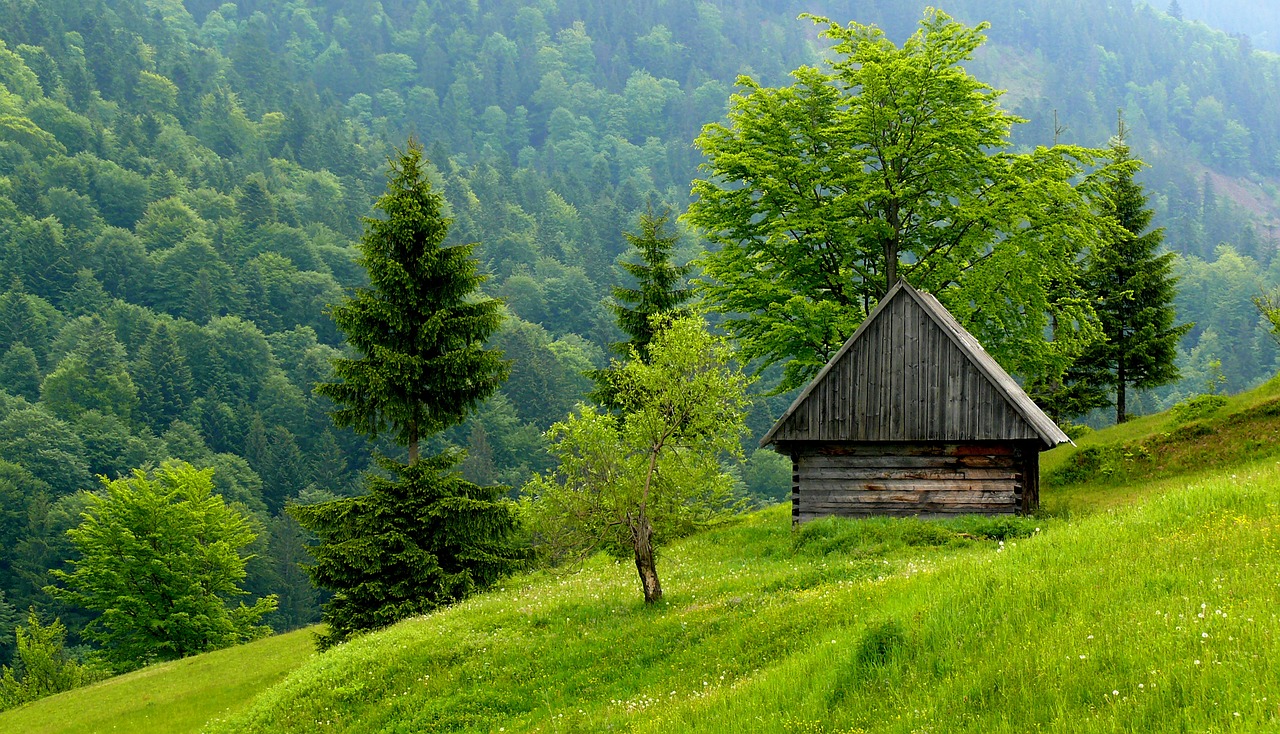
524, 315, 751, 601
0, 611, 103, 712
48, 463, 276, 671
688, 10, 1114, 392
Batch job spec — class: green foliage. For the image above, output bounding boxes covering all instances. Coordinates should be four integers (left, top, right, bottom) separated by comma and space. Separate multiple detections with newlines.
48, 463, 276, 672
608, 207, 693, 361
742, 448, 791, 505
131, 322, 194, 433
290, 453, 523, 649
524, 315, 752, 602
0, 344, 40, 402
316, 141, 508, 458
688, 10, 1111, 391
1080, 121, 1191, 422
39, 315, 137, 422
1170, 393, 1228, 423
0, 611, 102, 712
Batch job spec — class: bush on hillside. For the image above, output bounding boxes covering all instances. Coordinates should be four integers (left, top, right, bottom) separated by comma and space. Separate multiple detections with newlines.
1171, 393, 1228, 423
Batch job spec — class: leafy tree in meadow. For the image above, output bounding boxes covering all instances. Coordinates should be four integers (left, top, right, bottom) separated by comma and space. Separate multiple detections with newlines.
524, 315, 751, 604
686, 10, 1113, 392
295, 141, 521, 648
47, 463, 276, 672
1081, 120, 1191, 422
0, 611, 102, 712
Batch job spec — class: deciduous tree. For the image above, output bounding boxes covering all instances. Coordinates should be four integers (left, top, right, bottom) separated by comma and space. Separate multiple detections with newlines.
47, 463, 276, 671
687, 10, 1112, 392
524, 315, 751, 604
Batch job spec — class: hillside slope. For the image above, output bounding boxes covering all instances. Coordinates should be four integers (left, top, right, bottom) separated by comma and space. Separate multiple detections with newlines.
203, 467, 1280, 733
8, 383, 1280, 733
0, 628, 314, 734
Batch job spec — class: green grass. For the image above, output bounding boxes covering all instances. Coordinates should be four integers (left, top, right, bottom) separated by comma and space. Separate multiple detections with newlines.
1041, 374, 1280, 514
206, 467, 1280, 732
14, 380, 1280, 733
0, 627, 316, 734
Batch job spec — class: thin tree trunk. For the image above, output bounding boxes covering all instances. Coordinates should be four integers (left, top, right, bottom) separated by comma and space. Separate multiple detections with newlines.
1116, 358, 1127, 424
408, 421, 419, 465
633, 513, 662, 604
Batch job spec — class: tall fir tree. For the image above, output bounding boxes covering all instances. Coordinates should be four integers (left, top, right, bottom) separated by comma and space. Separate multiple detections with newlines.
314, 141, 509, 463
592, 207, 694, 409
608, 207, 693, 362
1083, 117, 1191, 423
296, 141, 521, 648
132, 322, 195, 434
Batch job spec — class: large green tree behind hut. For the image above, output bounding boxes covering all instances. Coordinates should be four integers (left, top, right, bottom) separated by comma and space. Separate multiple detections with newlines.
687, 10, 1114, 393
294, 141, 522, 649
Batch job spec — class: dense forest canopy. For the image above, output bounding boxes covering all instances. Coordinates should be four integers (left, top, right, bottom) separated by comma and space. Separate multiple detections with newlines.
0, 0, 1279, 673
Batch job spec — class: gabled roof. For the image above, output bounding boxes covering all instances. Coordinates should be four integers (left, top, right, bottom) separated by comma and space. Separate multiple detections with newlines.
760, 280, 1071, 450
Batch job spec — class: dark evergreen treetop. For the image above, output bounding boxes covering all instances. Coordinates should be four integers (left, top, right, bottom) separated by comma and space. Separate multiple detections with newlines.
608, 207, 693, 362
316, 141, 509, 462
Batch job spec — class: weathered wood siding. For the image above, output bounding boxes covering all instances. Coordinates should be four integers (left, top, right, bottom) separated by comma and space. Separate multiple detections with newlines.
784, 442, 1039, 522
770, 288, 1041, 444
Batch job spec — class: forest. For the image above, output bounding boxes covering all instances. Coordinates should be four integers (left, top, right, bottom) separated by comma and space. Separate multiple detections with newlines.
1, 0, 1280, 693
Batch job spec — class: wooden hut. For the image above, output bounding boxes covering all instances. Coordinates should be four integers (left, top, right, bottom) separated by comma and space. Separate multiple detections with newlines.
760, 280, 1070, 524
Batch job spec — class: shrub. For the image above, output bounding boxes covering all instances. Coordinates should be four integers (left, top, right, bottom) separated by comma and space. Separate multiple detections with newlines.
0, 612, 105, 712
1171, 394, 1228, 423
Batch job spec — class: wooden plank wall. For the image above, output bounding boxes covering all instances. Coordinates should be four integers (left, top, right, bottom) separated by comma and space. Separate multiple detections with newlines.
788, 441, 1038, 523
773, 288, 1041, 444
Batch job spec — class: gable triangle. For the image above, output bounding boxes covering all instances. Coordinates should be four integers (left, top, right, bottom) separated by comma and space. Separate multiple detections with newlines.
761, 281, 1069, 449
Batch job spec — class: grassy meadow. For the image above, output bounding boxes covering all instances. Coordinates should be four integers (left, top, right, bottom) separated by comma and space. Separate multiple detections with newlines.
6, 381, 1280, 733
0, 627, 316, 734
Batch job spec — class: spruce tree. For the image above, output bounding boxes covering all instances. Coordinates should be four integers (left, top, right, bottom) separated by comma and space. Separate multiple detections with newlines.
296, 141, 520, 648
608, 206, 693, 362
591, 207, 693, 408
1083, 118, 1191, 423
132, 322, 195, 433
315, 141, 508, 462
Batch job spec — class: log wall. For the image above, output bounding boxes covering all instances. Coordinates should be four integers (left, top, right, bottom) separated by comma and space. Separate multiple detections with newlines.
784, 441, 1039, 523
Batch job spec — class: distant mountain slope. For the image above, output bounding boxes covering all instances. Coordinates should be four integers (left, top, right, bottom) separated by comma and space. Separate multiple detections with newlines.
1178, 0, 1280, 52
